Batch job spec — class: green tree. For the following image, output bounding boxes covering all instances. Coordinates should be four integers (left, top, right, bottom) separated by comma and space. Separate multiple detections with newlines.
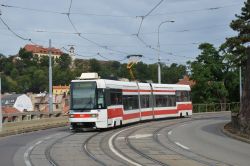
56, 53, 72, 69
89, 59, 101, 73
221, 0, 250, 134
148, 64, 158, 83
188, 43, 228, 103
162, 63, 186, 84
135, 62, 150, 82
1, 75, 18, 93
17, 75, 32, 93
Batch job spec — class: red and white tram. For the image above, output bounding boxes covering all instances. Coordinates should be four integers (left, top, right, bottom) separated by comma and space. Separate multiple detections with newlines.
69, 73, 192, 130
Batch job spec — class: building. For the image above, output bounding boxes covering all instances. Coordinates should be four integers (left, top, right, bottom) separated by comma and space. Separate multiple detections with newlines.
177, 75, 195, 87
24, 44, 63, 59
53, 85, 70, 95
1, 94, 33, 112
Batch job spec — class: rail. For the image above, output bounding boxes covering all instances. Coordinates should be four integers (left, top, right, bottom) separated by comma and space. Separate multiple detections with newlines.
1, 102, 240, 124
1, 111, 65, 124
192, 102, 240, 113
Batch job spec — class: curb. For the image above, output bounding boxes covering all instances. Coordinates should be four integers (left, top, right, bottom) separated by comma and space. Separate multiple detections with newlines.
221, 123, 250, 144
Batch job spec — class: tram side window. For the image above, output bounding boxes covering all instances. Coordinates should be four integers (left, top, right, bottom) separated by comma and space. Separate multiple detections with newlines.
110, 90, 122, 105
140, 95, 150, 108
155, 95, 176, 107
176, 91, 190, 102
123, 95, 139, 110
97, 89, 105, 109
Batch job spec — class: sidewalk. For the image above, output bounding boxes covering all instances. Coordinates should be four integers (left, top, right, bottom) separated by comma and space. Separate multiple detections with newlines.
222, 123, 250, 144
0, 116, 68, 137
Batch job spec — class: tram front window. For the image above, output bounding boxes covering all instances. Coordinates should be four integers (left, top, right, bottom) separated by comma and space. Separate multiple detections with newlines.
71, 82, 97, 111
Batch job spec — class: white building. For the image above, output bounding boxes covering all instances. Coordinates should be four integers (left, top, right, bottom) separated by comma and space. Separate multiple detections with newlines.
1, 94, 33, 112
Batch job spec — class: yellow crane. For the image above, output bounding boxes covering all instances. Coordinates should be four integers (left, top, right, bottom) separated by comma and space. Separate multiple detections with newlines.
126, 55, 142, 81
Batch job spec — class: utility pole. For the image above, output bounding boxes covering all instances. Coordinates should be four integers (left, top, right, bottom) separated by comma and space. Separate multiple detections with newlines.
0, 77, 2, 132
49, 39, 53, 112
0, 9, 2, 131
239, 63, 242, 104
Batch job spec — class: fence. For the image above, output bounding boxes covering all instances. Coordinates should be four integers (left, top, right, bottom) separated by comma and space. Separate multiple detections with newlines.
193, 102, 240, 113
1, 111, 64, 124
1, 103, 240, 124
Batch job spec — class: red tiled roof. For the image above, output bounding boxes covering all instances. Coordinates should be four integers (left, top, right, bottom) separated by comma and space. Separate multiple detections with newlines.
24, 44, 63, 55
2, 107, 20, 114
177, 75, 195, 87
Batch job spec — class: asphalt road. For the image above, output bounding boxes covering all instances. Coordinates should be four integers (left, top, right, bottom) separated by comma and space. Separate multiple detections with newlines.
0, 112, 250, 166
0, 127, 68, 166
168, 115, 250, 166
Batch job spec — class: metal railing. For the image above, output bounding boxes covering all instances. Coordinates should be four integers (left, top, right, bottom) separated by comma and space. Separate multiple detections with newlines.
0, 102, 240, 124
2, 111, 64, 123
193, 102, 240, 113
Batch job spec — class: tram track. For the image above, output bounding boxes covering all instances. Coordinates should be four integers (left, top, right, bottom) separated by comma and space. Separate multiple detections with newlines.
82, 131, 107, 166
99, 129, 130, 166
108, 120, 182, 166
125, 125, 170, 166
153, 117, 234, 166
44, 133, 76, 166
25, 112, 234, 166
108, 114, 231, 166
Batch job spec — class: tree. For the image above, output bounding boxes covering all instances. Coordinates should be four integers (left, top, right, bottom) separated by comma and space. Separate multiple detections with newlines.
135, 62, 150, 82
89, 59, 101, 73
56, 53, 72, 69
162, 63, 186, 84
188, 43, 228, 103
221, 1, 250, 134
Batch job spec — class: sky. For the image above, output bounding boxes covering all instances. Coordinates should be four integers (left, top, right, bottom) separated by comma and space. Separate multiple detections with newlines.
0, 0, 246, 65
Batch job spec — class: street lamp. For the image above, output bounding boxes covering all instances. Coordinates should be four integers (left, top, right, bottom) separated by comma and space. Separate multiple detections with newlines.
0, 76, 2, 132
157, 20, 174, 84
49, 39, 53, 112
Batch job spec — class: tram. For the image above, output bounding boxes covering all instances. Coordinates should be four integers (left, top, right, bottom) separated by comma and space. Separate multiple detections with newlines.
69, 73, 192, 130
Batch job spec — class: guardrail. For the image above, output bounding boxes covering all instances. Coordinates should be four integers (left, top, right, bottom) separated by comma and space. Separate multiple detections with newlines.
2, 111, 65, 124
1, 102, 240, 124
193, 102, 240, 113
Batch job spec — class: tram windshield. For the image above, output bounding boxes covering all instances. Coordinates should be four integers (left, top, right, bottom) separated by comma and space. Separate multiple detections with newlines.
70, 82, 97, 111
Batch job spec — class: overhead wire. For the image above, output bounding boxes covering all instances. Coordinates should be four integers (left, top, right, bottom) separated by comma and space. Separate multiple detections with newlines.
136, 0, 164, 36
62, 46, 127, 62
0, 14, 36, 44
149, 3, 242, 16
0, 1, 240, 63
0, 2, 242, 18
63, 0, 130, 59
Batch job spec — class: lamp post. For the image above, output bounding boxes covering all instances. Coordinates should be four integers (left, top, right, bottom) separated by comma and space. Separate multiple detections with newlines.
49, 39, 53, 112
157, 20, 174, 84
0, 77, 2, 132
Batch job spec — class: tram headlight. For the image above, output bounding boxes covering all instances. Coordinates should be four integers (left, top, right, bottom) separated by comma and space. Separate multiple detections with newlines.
69, 114, 74, 118
91, 114, 98, 118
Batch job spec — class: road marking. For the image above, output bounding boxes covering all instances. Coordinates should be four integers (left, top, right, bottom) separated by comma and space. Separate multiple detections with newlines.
175, 142, 190, 150
109, 126, 143, 166
180, 124, 187, 127
24, 140, 43, 166
117, 133, 160, 140
24, 133, 61, 166
168, 130, 172, 135
129, 134, 153, 139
